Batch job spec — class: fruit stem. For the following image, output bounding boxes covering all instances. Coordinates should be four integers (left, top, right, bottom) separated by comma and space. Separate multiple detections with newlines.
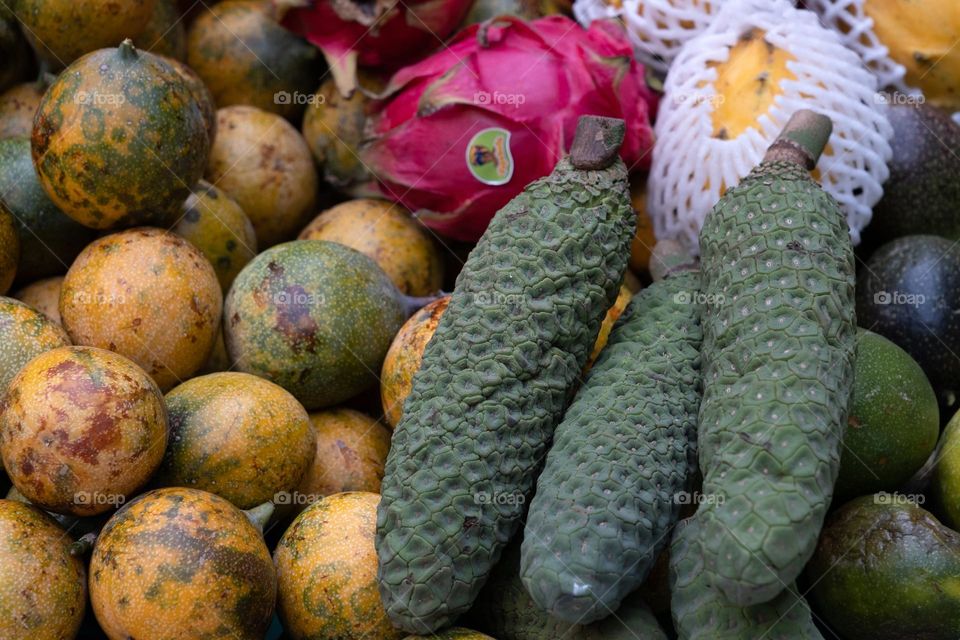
69, 532, 97, 557
649, 240, 698, 282
118, 38, 139, 60
569, 116, 626, 170
762, 110, 833, 170
245, 502, 275, 533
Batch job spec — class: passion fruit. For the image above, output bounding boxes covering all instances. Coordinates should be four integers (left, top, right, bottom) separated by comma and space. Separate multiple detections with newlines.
0, 296, 69, 397
0, 78, 46, 139
11, 276, 63, 325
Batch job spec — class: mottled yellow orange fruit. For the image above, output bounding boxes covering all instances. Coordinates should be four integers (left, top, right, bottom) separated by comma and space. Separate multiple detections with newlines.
403, 629, 495, 639
134, 0, 186, 60
299, 199, 444, 296
275, 492, 403, 640
295, 409, 391, 509
0, 80, 45, 139
0, 346, 167, 516
60, 228, 222, 391
0, 500, 86, 640
380, 296, 450, 428
206, 105, 319, 247
585, 284, 634, 369
629, 174, 656, 276
174, 180, 258, 292
12, 276, 63, 325
160, 55, 218, 143
0, 207, 17, 295
90, 487, 277, 640
0, 296, 69, 397
156, 372, 316, 509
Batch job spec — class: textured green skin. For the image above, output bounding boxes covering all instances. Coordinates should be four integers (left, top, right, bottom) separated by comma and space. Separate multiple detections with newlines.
521, 272, 702, 623
694, 160, 857, 605
377, 155, 635, 633
225, 240, 407, 410
670, 518, 823, 640
0, 138, 97, 284
32, 42, 209, 230
806, 496, 960, 640
470, 544, 666, 640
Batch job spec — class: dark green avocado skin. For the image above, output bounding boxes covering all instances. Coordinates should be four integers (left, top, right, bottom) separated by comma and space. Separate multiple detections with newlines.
805, 495, 960, 640
861, 104, 960, 252
856, 235, 960, 416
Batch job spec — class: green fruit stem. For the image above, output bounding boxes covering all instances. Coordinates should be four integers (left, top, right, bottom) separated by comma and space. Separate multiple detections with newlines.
762, 109, 833, 170
69, 532, 97, 557
245, 502, 275, 533
118, 38, 139, 60
569, 116, 626, 170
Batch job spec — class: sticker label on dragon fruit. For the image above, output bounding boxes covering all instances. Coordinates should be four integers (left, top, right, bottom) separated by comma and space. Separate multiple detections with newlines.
466, 128, 514, 186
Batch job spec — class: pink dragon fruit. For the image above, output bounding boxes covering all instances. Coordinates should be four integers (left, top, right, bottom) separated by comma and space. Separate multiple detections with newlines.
358, 15, 658, 241
279, 0, 475, 96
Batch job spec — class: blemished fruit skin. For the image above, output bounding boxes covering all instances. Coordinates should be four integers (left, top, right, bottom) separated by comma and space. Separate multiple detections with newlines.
806, 495, 960, 640
60, 227, 223, 391
469, 544, 667, 640
206, 105, 319, 247
295, 409, 391, 506
670, 517, 823, 640
0, 296, 70, 397
299, 199, 444, 297
275, 492, 403, 640
135, 0, 186, 60
12, 0, 158, 69
864, 104, 960, 247
0, 499, 86, 640
156, 372, 315, 509
12, 276, 63, 325
31, 40, 210, 230
224, 240, 407, 410
174, 180, 258, 292
404, 629, 494, 640
857, 235, 960, 414
692, 114, 856, 606
0, 207, 17, 294
834, 329, 939, 503
933, 411, 960, 529
0, 137, 97, 284
521, 271, 703, 623
0, 80, 46, 139
0, 346, 167, 517
161, 55, 218, 143
187, 0, 323, 120
90, 487, 277, 640
380, 296, 450, 429
377, 118, 635, 633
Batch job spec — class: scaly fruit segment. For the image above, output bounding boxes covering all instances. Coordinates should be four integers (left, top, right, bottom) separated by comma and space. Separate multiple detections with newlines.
376, 116, 635, 633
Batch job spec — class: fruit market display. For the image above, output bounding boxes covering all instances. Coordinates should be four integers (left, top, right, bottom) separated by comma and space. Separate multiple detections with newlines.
4, 2, 960, 639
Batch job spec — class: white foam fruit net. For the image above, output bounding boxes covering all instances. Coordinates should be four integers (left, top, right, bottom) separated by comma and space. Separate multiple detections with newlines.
647, 0, 893, 252
573, 0, 725, 74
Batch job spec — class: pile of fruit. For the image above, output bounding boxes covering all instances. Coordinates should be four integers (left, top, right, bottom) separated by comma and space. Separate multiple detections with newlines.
1, 1, 959, 639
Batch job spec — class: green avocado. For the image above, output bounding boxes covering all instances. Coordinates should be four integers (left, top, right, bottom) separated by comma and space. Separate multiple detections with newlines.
856, 235, 960, 414
376, 117, 636, 633
806, 495, 960, 640
834, 329, 939, 503
932, 410, 960, 529
862, 103, 960, 250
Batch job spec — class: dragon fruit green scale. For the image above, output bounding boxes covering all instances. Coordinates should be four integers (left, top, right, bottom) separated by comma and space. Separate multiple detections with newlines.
376, 116, 635, 634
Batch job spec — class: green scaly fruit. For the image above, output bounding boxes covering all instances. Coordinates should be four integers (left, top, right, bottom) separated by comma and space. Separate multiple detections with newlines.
670, 518, 823, 640
376, 116, 636, 633
693, 110, 857, 606
521, 256, 703, 623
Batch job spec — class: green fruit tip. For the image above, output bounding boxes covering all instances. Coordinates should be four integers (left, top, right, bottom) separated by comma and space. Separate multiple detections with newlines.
650, 239, 698, 282
570, 116, 626, 170
118, 38, 139, 59
763, 109, 833, 170
69, 532, 98, 557
245, 501, 275, 533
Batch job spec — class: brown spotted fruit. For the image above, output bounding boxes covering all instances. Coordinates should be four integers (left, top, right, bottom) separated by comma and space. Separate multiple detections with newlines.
295, 409, 391, 509
0, 76, 48, 139
60, 227, 222, 391
0, 207, 17, 295
275, 492, 403, 640
0, 499, 86, 640
160, 54, 218, 143
31, 40, 209, 230
174, 180, 258, 292
380, 296, 450, 429
225, 239, 408, 410
0, 346, 167, 517
186, 0, 323, 120
299, 199, 444, 297
0, 296, 69, 398
90, 487, 277, 640
155, 372, 315, 509
12, 0, 158, 69
206, 105, 319, 246
12, 276, 63, 325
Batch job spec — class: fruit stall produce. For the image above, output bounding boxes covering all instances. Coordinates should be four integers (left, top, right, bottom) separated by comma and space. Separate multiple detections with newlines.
3, 1, 960, 639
